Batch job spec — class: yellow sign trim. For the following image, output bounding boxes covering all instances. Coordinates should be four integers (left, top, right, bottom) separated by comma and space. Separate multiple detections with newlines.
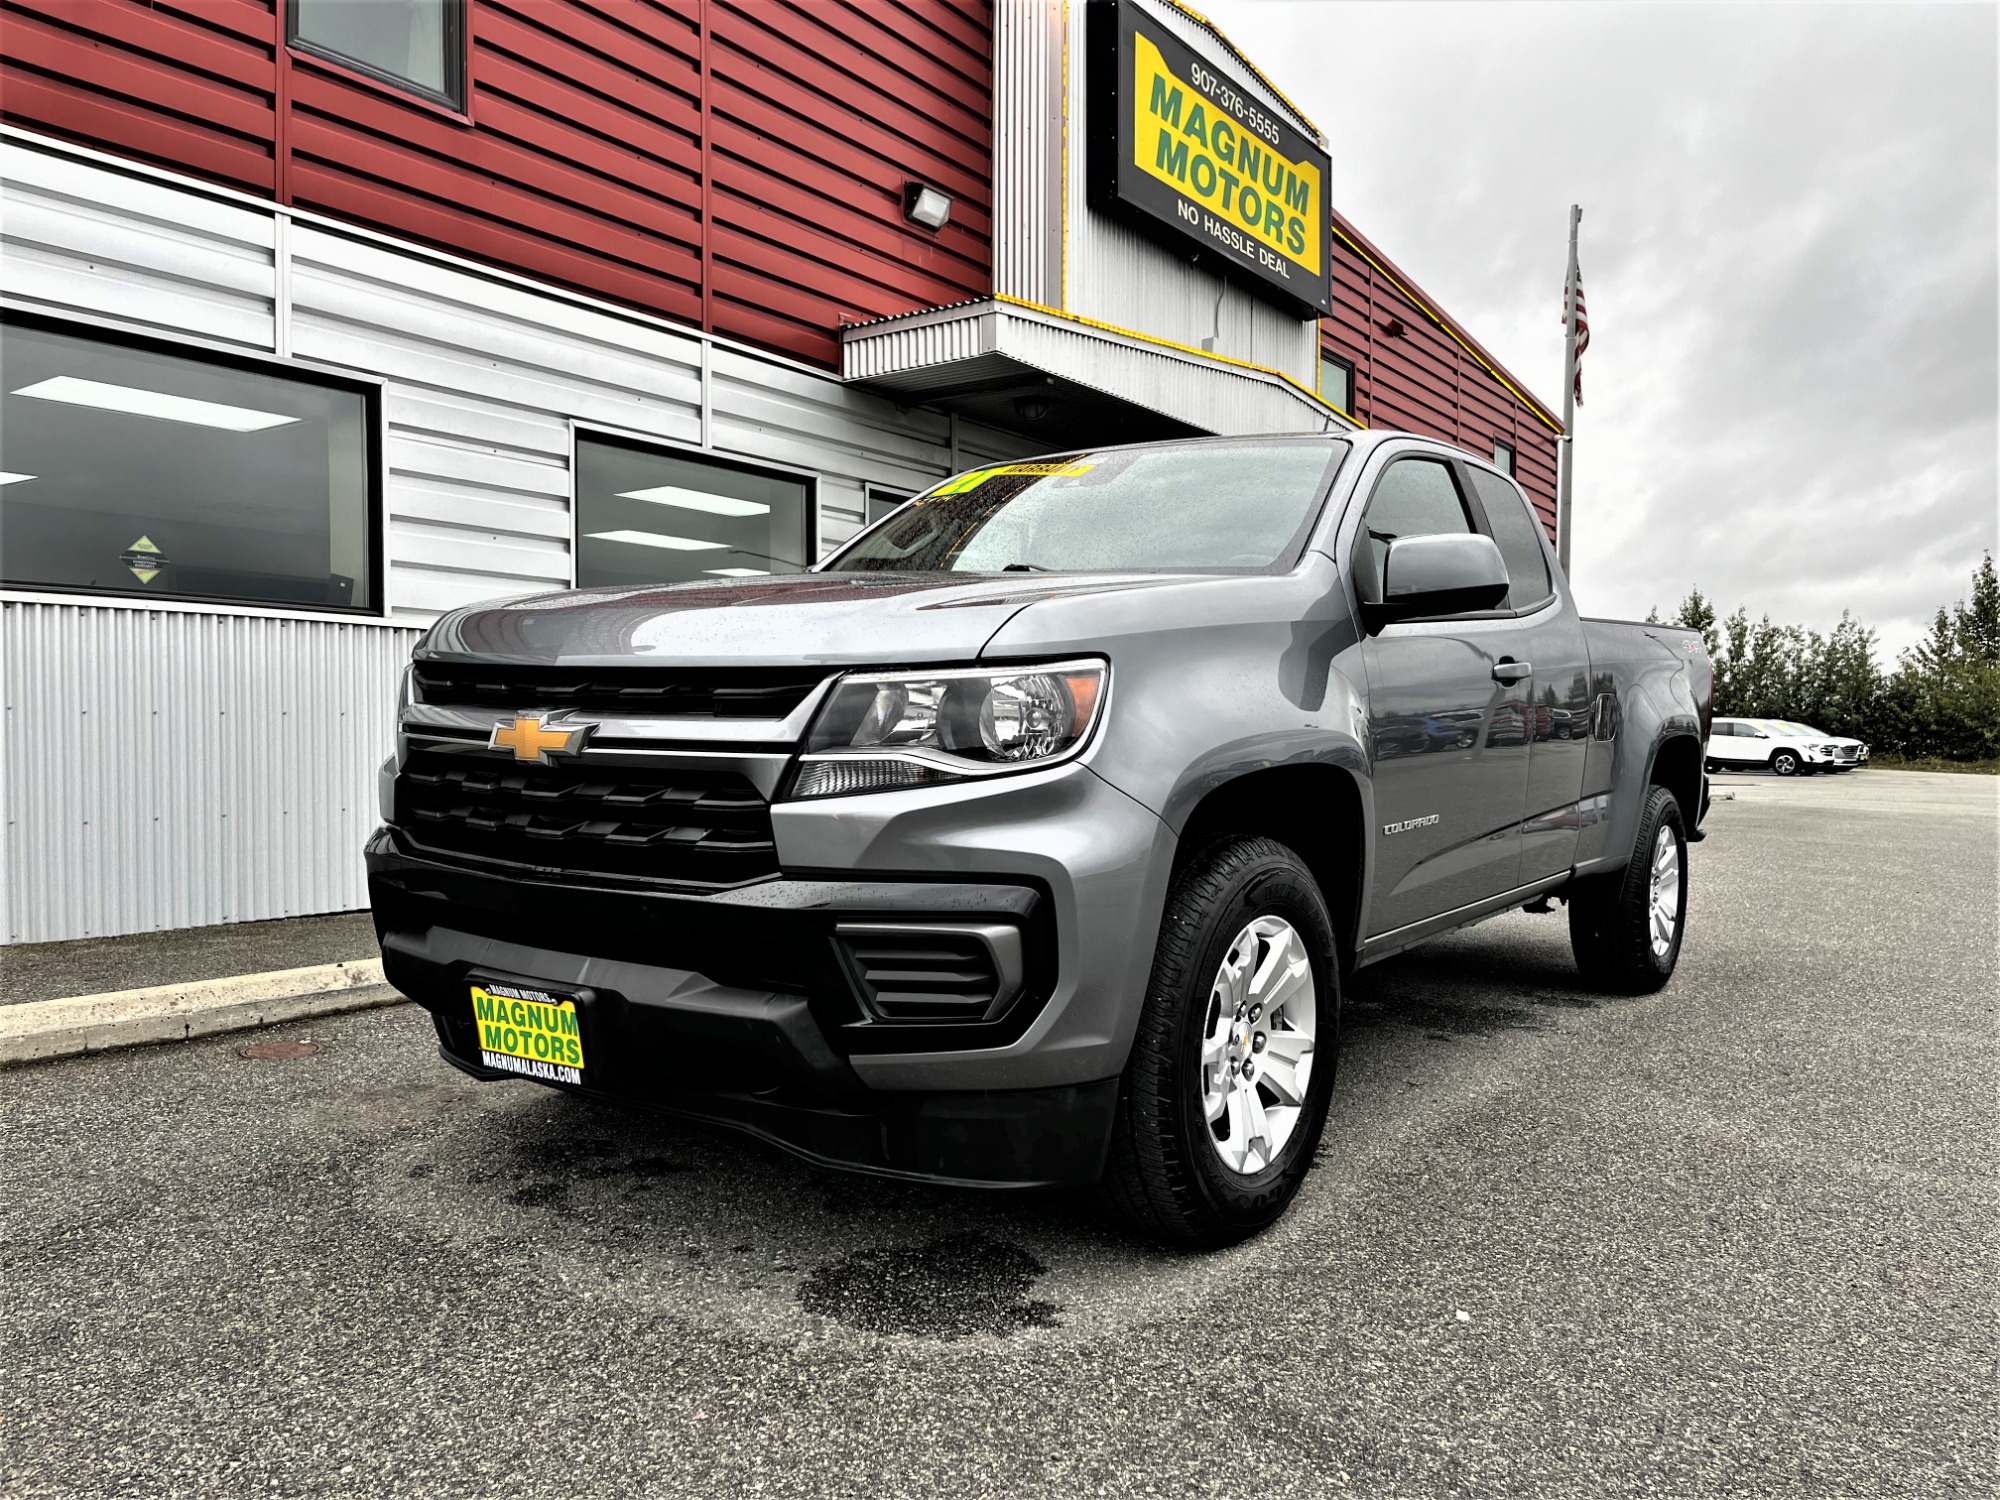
1156, 0, 1323, 145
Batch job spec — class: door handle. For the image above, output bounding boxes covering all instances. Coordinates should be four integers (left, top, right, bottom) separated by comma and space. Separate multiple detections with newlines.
1492, 659, 1532, 683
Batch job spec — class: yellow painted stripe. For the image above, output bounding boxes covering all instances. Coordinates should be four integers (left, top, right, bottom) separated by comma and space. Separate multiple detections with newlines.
992, 292, 1362, 428
1329, 220, 1564, 436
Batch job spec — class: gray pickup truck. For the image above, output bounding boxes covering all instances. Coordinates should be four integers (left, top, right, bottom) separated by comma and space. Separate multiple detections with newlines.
367, 431, 1712, 1246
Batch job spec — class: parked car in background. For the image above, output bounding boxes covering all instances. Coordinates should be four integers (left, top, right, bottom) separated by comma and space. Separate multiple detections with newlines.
1706, 717, 1869, 775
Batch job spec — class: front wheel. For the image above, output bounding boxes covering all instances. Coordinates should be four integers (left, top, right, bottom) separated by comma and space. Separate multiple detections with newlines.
1569, 784, 1688, 994
1771, 749, 1801, 776
1105, 837, 1340, 1248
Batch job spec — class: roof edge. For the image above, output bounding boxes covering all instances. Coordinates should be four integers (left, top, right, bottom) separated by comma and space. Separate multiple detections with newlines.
1329, 207, 1564, 435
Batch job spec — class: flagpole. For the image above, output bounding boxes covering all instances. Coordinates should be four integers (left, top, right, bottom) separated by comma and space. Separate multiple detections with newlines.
1558, 204, 1581, 580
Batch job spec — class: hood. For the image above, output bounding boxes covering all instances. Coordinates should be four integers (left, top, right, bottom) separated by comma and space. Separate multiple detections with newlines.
417, 571, 1192, 666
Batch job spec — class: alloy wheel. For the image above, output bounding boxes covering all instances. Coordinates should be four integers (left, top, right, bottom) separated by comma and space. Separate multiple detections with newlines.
1648, 822, 1682, 960
1199, 915, 1317, 1176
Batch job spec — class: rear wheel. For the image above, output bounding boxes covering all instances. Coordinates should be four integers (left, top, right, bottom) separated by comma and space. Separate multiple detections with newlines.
1771, 749, 1801, 776
1570, 784, 1687, 994
1105, 837, 1340, 1248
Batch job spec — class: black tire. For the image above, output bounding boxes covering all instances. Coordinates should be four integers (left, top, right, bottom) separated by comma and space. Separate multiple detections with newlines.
1771, 749, 1801, 776
1104, 837, 1341, 1249
1703, 757, 1720, 774
1569, 784, 1688, 994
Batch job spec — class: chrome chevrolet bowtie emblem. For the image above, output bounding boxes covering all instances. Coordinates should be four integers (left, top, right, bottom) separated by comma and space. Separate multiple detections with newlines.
489, 713, 593, 764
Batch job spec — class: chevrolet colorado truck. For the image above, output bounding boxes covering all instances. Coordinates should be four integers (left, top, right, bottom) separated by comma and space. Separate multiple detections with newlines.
367, 431, 1712, 1246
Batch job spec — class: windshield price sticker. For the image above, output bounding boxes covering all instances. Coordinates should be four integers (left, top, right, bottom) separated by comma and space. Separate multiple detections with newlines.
1089, 0, 1332, 315
928, 462, 1097, 497
471, 982, 586, 1085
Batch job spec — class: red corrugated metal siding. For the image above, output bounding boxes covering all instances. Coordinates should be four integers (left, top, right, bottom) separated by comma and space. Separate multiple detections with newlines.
1323, 212, 1563, 539
0, 0, 278, 193
705, 0, 991, 364
0, 0, 993, 370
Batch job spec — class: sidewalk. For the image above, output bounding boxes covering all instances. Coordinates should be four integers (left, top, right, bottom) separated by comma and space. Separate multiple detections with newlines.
2, 911, 401, 1065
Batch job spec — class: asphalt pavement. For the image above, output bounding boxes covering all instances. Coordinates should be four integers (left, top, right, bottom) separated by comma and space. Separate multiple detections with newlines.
2, 770, 1993, 1499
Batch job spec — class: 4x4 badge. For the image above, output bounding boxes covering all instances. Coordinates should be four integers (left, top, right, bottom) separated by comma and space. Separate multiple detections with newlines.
489, 714, 593, 764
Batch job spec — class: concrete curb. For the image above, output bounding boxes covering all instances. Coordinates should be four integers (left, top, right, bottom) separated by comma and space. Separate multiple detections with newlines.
0, 958, 406, 1066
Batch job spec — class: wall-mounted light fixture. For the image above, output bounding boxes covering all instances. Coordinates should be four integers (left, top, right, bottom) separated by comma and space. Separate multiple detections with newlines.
902, 181, 953, 231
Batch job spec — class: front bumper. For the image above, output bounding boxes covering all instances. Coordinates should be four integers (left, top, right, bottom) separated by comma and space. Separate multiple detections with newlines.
365, 762, 1174, 1187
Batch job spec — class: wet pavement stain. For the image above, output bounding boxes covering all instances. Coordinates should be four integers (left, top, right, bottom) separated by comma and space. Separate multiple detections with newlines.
507, 1181, 568, 1208
799, 1231, 1059, 1339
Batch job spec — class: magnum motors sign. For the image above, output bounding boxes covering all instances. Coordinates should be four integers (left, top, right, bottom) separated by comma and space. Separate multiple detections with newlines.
1088, 0, 1333, 316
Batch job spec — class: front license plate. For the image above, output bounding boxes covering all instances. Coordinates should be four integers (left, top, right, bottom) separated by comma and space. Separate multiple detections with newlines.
468, 979, 587, 1085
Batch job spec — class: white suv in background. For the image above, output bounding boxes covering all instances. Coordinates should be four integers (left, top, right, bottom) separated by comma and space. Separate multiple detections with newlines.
1706, 717, 1869, 776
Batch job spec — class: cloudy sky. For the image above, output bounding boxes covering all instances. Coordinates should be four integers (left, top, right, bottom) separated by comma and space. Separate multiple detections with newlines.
1204, 0, 1997, 660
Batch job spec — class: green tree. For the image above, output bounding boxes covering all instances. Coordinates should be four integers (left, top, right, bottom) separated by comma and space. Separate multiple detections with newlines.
1649, 563, 1995, 760
1886, 553, 2000, 760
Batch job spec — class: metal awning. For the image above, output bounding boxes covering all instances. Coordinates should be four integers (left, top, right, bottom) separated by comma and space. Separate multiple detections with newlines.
841, 297, 1356, 451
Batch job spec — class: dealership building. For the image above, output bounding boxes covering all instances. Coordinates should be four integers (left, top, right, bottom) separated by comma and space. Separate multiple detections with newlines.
0, 0, 1562, 943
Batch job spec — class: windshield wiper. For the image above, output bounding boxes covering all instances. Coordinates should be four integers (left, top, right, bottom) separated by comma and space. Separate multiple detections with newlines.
1001, 562, 1053, 572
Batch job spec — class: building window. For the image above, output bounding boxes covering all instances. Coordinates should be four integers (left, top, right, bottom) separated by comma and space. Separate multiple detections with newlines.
1493, 438, 1516, 475
289, 0, 466, 112
575, 435, 812, 589
866, 487, 912, 526
1319, 353, 1355, 414
0, 317, 376, 611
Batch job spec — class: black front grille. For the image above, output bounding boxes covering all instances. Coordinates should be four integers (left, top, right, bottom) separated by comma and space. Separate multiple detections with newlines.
413, 663, 826, 719
832, 925, 1013, 1022
395, 743, 777, 886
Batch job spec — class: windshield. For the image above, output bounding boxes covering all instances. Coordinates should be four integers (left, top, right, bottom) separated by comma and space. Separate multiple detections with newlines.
824, 439, 1345, 574
1780, 722, 1826, 736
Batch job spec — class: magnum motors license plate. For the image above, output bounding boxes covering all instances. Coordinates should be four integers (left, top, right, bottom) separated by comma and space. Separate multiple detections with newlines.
469, 979, 586, 1085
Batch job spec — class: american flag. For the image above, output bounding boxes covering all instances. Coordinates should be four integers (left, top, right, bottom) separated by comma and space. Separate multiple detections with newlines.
1564, 266, 1590, 405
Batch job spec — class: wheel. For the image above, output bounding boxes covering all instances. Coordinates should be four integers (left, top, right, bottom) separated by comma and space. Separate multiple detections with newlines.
1569, 784, 1688, 994
1105, 837, 1340, 1248
1771, 749, 1801, 776
1703, 757, 1720, 774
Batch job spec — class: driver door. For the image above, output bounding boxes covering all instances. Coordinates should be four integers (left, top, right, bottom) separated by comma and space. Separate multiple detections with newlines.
1354, 457, 1533, 937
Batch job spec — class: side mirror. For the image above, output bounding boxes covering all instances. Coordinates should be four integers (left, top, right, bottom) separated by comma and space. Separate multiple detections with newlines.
1364, 532, 1511, 626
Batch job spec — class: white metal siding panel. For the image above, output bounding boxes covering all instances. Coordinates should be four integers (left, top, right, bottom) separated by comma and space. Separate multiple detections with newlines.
816, 475, 867, 558
992, 0, 1064, 305
952, 419, 1043, 467
0, 142, 276, 349
709, 347, 956, 495
2, 602, 416, 944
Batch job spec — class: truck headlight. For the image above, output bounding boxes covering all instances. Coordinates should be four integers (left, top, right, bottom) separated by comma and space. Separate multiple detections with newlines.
788, 659, 1107, 800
